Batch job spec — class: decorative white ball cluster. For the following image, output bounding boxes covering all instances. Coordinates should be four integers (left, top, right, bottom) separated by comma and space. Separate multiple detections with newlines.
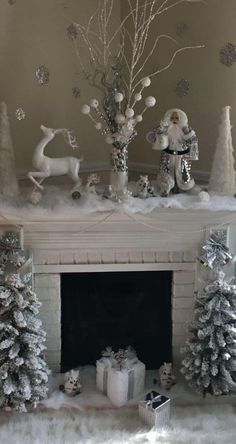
134, 93, 142, 101
105, 135, 113, 144
115, 92, 124, 103
115, 114, 126, 124
95, 122, 102, 130
125, 108, 134, 118
141, 77, 151, 87
136, 115, 143, 123
145, 96, 156, 108
90, 99, 99, 108
81, 104, 90, 114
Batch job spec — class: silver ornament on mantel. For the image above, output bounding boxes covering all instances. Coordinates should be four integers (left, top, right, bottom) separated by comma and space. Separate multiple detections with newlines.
36, 65, 50, 85
15, 108, 26, 121
220, 42, 236, 67
66, 24, 78, 41
175, 79, 190, 97
72, 86, 81, 99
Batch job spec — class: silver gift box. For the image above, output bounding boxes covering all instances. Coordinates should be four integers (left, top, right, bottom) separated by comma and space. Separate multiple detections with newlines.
139, 391, 170, 429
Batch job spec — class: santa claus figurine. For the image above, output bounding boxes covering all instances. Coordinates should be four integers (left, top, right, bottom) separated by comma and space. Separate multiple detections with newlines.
146, 109, 199, 197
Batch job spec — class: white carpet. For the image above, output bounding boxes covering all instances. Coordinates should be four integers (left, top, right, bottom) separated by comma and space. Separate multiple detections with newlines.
0, 403, 235, 444
0, 368, 235, 444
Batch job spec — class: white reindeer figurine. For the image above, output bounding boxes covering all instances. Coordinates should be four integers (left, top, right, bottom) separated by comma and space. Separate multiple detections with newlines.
28, 125, 83, 194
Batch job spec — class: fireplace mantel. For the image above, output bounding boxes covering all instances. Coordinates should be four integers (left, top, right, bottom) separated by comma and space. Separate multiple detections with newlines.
1, 208, 235, 257
1, 208, 235, 371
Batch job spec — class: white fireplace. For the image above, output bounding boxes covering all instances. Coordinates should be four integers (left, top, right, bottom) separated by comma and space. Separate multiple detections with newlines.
2, 209, 234, 372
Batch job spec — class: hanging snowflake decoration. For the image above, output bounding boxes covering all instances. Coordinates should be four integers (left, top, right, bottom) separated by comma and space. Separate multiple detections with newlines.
63, 129, 79, 149
176, 22, 189, 38
66, 24, 78, 41
15, 108, 26, 121
72, 86, 81, 99
220, 43, 236, 67
175, 79, 190, 97
36, 65, 50, 85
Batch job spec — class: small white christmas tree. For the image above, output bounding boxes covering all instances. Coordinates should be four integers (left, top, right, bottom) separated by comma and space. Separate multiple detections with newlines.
209, 106, 236, 195
0, 232, 49, 412
181, 233, 236, 396
0, 102, 19, 197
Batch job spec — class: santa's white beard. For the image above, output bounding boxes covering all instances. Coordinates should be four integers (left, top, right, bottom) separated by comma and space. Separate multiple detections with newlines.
168, 124, 183, 147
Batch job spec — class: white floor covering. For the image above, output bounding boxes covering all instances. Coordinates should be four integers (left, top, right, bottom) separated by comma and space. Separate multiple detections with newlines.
0, 367, 235, 444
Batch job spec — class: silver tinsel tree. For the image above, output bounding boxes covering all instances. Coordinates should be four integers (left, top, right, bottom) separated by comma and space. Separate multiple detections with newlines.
181, 232, 236, 396
0, 232, 49, 412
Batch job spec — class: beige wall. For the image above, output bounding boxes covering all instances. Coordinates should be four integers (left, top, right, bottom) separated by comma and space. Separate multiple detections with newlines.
1, 0, 236, 176
122, 0, 236, 174
0, 0, 120, 173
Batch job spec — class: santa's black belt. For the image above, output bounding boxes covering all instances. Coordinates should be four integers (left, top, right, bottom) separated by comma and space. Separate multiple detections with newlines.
164, 147, 190, 155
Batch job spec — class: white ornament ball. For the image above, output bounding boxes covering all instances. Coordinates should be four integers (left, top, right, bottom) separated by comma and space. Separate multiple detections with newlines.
95, 122, 102, 130
81, 104, 91, 114
136, 115, 143, 123
105, 135, 113, 144
141, 77, 151, 87
198, 191, 210, 202
90, 99, 99, 108
115, 114, 126, 124
125, 108, 134, 118
134, 93, 142, 101
145, 96, 156, 108
115, 92, 124, 103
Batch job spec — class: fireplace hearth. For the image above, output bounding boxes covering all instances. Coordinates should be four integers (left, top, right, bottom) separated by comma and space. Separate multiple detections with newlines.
61, 271, 172, 372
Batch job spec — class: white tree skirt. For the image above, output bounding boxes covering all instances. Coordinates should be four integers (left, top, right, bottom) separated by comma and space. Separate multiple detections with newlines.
0, 367, 235, 443
1, 186, 236, 222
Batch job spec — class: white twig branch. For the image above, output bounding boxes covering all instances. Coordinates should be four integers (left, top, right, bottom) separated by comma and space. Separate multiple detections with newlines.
133, 44, 205, 91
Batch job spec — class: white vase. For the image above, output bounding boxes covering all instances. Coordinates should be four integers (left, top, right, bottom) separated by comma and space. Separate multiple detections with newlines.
110, 171, 128, 194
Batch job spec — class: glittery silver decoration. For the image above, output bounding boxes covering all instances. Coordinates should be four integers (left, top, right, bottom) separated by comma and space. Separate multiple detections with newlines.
15, 108, 26, 121
72, 86, 81, 99
175, 79, 190, 97
199, 232, 233, 269
67, 24, 78, 41
63, 129, 79, 149
220, 43, 236, 67
176, 22, 189, 38
0, 232, 21, 251
36, 65, 50, 85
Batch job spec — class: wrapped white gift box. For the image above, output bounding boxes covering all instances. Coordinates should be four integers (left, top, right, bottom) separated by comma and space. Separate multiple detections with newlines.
139, 390, 170, 429
107, 360, 145, 408
96, 358, 113, 394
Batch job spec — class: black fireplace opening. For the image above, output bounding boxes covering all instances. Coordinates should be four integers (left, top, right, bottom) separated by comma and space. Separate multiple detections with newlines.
61, 271, 172, 372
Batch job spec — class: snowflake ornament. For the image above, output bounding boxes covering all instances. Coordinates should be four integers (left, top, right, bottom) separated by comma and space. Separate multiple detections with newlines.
220, 43, 236, 67
175, 79, 190, 97
36, 65, 50, 85
15, 108, 26, 121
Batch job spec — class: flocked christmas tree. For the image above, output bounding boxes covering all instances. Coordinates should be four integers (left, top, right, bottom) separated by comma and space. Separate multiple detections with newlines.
0, 231, 49, 412
209, 106, 236, 195
181, 232, 236, 396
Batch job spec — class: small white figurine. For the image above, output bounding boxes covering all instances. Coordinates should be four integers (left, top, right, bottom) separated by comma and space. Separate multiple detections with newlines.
158, 362, 176, 390
136, 175, 155, 198
146, 109, 198, 197
60, 369, 82, 397
86, 173, 100, 194
28, 125, 83, 199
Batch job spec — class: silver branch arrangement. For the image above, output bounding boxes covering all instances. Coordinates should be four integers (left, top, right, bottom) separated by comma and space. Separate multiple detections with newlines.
66, 0, 204, 198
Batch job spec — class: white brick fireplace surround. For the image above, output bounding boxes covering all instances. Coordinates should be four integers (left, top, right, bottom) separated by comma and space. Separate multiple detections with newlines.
1, 209, 235, 372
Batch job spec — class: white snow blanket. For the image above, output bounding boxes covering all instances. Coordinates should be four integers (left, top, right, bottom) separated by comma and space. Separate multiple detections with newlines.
1, 186, 236, 223
107, 361, 145, 408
